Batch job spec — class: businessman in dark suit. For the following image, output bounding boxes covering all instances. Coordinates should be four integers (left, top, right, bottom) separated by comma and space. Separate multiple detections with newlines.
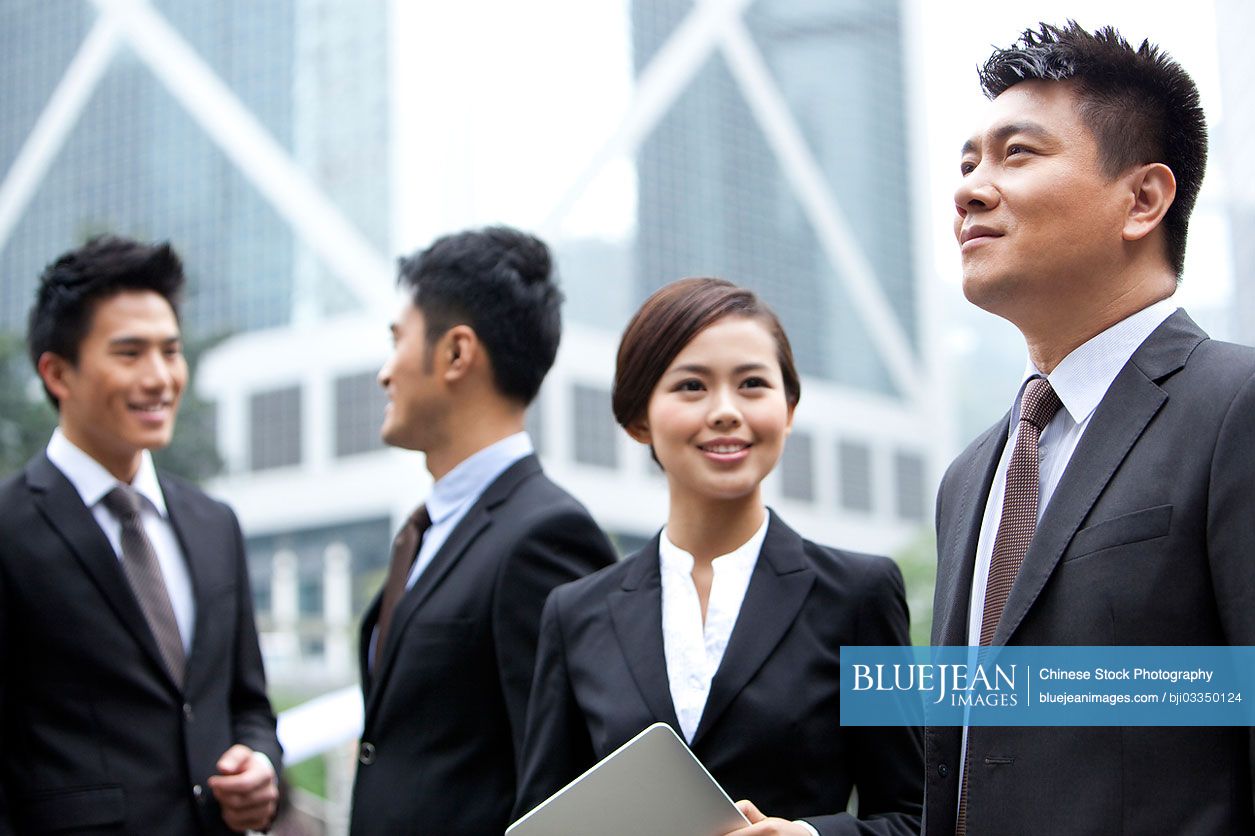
349, 227, 616, 835
0, 237, 281, 834
928, 23, 1255, 835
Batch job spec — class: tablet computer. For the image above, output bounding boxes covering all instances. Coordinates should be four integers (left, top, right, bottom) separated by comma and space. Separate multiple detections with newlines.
507, 722, 749, 836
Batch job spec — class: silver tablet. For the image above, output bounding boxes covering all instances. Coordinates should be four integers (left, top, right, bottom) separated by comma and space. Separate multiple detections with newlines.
508, 723, 750, 836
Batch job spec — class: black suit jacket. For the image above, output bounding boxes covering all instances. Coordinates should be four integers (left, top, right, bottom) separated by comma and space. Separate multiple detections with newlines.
0, 454, 281, 835
926, 311, 1255, 835
515, 511, 923, 836
349, 455, 616, 836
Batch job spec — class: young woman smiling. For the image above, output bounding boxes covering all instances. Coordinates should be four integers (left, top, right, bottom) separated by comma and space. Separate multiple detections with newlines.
513, 278, 923, 835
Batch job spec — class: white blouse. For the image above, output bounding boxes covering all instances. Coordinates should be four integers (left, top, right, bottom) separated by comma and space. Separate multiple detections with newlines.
658, 515, 768, 742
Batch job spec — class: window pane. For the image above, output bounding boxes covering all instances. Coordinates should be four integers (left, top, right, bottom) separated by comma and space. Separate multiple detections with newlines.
838, 439, 873, 512
250, 385, 302, 470
334, 371, 386, 458
894, 449, 925, 521
780, 430, 815, 502
572, 383, 617, 468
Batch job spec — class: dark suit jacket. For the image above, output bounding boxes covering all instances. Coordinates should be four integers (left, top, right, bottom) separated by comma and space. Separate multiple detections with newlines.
349, 455, 616, 836
514, 511, 923, 836
0, 454, 281, 835
926, 311, 1255, 835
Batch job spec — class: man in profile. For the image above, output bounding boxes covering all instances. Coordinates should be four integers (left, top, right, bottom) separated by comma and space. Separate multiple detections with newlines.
0, 236, 282, 834
928, 23, 1255, 835
350, 227, 616, 835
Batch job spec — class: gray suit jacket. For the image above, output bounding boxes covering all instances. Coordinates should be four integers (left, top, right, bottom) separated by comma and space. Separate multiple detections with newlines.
925, 311, 1255, 835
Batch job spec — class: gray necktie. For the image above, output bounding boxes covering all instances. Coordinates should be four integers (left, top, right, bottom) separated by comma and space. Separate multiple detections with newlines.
102, 485, 186, 685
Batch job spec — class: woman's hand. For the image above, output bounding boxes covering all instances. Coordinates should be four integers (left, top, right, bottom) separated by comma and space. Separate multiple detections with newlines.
727, 799, 816, 835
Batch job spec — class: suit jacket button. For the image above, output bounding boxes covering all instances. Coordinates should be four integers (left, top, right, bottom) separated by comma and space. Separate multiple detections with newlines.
193, 784, 204, 801
359, 741, 376, 765
938, 763, 949, 777
183, 703, 194, 721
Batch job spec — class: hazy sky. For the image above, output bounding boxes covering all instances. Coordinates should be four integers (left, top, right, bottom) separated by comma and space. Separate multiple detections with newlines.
392, 0, 1231, 317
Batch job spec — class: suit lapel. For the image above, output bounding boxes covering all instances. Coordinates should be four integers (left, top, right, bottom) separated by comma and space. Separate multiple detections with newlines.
933, 421, 1007, 647
25, 455, 179, 691
359, 591, 383, 703
161, 476, 216, 692
366, 455, 542, 721
370, 503, 492, 695
690, 513, 814, 748
606, 537, 682, 731
992, 311, 1202, 646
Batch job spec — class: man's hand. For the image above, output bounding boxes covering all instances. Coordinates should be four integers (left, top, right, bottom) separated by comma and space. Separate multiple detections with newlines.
728, 800, 816, 836
206, 744, 278, 833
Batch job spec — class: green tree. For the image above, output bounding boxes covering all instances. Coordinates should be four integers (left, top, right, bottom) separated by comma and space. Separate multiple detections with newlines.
0, 332, 56, 477
893, 527, 938, 646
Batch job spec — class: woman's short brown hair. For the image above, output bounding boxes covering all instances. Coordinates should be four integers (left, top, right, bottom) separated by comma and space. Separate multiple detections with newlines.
612, 277, 801, 430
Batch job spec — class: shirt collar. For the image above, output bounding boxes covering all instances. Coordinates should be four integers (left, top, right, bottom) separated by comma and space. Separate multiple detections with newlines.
45, 427, 169, 516
659, 511, 770, 577
426, 431, 534, 524
1012, 298, 1179, 428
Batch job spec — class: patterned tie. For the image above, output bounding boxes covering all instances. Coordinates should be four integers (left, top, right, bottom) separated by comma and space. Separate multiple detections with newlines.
102, 485, 186, 686
956, 377, 1063, 835
372, 505, 431, 669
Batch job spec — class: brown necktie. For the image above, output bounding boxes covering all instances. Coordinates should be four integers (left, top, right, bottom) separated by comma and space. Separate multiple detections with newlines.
102, 485, 186, 686
372, 505, 431, 668
956, 377, 1062, 835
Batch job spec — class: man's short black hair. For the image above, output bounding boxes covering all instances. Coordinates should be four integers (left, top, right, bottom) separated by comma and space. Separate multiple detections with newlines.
27, 235, 185, 407
979, 21, 1207, 278
398, 226, 562, 405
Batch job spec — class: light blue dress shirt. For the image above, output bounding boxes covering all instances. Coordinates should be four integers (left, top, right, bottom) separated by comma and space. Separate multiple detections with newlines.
404, 430, 535, 590
367, 431, 535, 672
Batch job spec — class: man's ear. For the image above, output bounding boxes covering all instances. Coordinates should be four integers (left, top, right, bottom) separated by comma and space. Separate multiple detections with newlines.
441, 325, 478, 382
37, 352, 72, 404
1122, 162, 1176, 243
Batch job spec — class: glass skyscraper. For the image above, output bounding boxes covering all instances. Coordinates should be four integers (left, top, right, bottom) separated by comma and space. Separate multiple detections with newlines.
632, 0, 917, 396
0, 0, 389, 337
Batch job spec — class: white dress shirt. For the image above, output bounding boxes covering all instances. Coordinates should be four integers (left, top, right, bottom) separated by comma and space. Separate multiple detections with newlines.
660, 515, 821, 834
405, 431, 534, 590
659, 515, 767, 742
957, 298, 1178, 799
45, 428, 196, 651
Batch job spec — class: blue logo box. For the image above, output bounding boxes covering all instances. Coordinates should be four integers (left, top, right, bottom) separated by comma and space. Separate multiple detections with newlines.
840, 646, 1255, 726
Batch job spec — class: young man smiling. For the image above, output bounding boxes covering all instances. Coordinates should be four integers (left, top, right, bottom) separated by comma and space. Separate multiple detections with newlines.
349, 227, 616, 836
928, 23, 1255, 835
0, 237, 281, 834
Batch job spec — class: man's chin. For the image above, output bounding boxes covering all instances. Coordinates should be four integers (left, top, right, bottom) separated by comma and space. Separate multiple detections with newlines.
132, 427, 175, 452
961, 272, 1020, 317
380, 424, 420, 452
